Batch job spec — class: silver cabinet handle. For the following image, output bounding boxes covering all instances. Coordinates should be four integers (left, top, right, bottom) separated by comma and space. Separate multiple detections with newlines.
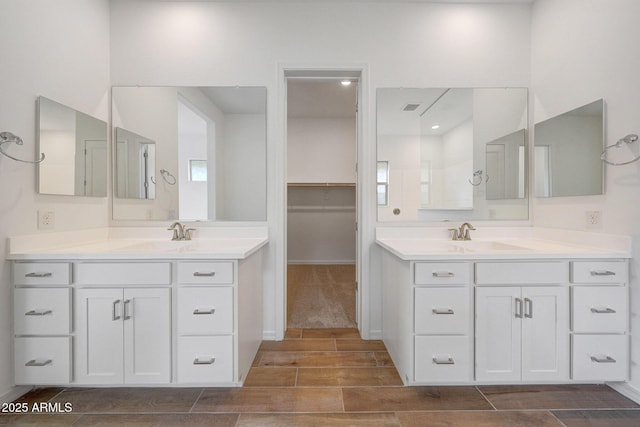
194, 271, 216, 277
123, 299, 132, 320
432, 272, 454, 278
193, 357, 215, 365
112, 299, 121, 321
432, 356, 455, 365
432, 308, 454, 315
25, 272, 53, 278
590, 270, 616, 276
524, 297, 533, 318
25, 359, 52, 367
25, 309, 53, 316
591, 355, 617, 363
193, 308, 215, 315
515, 297, 523, 318
591, 307, 617, 314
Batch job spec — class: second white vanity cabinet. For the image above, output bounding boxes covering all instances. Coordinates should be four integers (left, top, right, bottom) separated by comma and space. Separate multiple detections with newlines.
379, 237, 630, 386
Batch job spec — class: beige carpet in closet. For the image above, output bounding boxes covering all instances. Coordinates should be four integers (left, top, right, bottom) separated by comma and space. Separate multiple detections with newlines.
287, 264, 356, 329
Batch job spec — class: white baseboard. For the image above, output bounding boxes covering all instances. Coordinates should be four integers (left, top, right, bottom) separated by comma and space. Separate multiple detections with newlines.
368, 329, 383, 340
287, 260, 356, 265
262, 330, 278, 341
0, 386, 32, 404
608, 382, 640, 404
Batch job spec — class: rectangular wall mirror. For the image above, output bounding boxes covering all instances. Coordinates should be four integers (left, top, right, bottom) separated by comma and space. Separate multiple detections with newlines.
37, 96, 108, 197
377, 87, 528, 222
534, 99, 604, 197
111, 86, 267, 221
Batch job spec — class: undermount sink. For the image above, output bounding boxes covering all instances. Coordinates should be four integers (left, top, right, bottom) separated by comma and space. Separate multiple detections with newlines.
452, 240, 530, 252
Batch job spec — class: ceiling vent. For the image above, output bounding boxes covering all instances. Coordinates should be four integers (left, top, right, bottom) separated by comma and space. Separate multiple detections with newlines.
402, 103, 421, 112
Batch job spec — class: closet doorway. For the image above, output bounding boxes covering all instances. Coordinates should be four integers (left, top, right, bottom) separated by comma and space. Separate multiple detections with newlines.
286, 77, 358, 329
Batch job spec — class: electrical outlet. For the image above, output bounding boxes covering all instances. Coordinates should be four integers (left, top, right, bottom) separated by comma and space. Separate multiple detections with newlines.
38, 210, 55, 230
585, 211, 601, 229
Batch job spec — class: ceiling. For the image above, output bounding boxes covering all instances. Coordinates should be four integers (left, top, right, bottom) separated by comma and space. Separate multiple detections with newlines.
287, 80, 357, 118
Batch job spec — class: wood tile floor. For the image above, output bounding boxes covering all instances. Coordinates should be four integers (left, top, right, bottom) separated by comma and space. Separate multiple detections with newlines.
3, 328, 640, 426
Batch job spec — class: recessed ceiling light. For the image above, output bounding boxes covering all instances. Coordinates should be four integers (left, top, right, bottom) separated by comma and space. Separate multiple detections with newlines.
341, 80, 351, 86
432, 124, 440, 130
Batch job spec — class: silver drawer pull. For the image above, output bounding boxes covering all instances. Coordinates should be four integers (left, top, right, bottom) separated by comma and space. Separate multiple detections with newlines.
432, 308, 454, 315
112, 299, 121, 321
25, 309, 53, 316
590, 270, 616, 276
591, 355, 617, 364
25, 272, 53, 278
193, 271, 216, 277
193, 357, 215, 365
432, 272, 454, 278
432, 356, 455, 365
193, 308, 215, 315
25, 359, 52, 367
591, 307, 617, 314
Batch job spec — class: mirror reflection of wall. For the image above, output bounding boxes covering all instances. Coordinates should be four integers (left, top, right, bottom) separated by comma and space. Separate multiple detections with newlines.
114, 127, 156, 200
111, 86, 267, 222
377, 87, 528, 222
534, 99, 604, 197
37, 96, 108, 197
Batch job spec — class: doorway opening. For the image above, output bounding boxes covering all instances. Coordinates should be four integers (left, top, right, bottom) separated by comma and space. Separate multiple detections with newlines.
285, 76, 359, 329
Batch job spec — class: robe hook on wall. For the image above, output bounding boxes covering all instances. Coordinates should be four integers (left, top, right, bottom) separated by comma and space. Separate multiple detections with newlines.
0, 131, 45, 164
601, 134, 640, 166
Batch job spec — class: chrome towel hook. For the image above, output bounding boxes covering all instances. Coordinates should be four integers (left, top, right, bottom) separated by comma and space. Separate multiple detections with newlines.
601, 134, 640, 166
469, 169, 489, 186
0, 131, 45, 164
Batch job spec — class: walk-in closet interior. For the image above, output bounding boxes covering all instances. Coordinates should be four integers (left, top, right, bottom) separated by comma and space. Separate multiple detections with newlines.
286, 79, 357, 329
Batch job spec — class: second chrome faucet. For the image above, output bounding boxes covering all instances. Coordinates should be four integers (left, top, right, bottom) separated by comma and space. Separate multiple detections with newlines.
168, 222, 195, 241
448, 222, 475, 241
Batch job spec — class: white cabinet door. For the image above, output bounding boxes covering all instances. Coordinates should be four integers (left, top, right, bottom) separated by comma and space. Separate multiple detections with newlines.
475, 287, 521, 382
521, 287, 568, 381
76, 287, 171, 385
123, 288, 171, 384
75, 288, 124, 384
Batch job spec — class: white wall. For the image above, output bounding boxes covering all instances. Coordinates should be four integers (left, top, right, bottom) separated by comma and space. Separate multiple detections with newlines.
530, 0, 640, 391
0, 0, 110, 401
110, 0, 531, 339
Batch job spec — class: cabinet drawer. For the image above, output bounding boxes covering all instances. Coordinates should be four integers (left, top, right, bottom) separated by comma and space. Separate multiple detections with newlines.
14, 288, 71, 335
415, 288, 469, 335
177, 336, 233, 384
475, 262, 567, 285
178, 287, 233, 335
572, 335, 628, 381
572, 286, 627, 333
414, 262, 470, 285
177, 262, 234, 284
414, 336, 471, 382
571, 261, 628, 284
14, 263, 71, 286
14, 337, 71, 385
76, 262, 171, 285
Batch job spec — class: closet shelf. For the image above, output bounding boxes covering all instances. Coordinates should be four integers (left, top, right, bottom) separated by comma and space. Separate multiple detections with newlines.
288, 182, 355, 187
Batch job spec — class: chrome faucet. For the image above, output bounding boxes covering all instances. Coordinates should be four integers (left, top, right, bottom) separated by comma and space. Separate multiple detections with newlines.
167, 222, 195, 241
458, 222, 475, 241
448, 222, 476, 241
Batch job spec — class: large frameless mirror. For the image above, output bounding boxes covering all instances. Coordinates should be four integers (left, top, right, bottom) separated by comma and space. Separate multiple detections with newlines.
37, 96, 108, 197
376, 87, 528, 222
534, 99, 604, 198
111, 86, 267, 221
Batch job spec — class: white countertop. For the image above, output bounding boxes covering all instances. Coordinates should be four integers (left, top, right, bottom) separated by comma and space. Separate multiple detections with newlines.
7, 227, 268, 260
375, 227, 631, 261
